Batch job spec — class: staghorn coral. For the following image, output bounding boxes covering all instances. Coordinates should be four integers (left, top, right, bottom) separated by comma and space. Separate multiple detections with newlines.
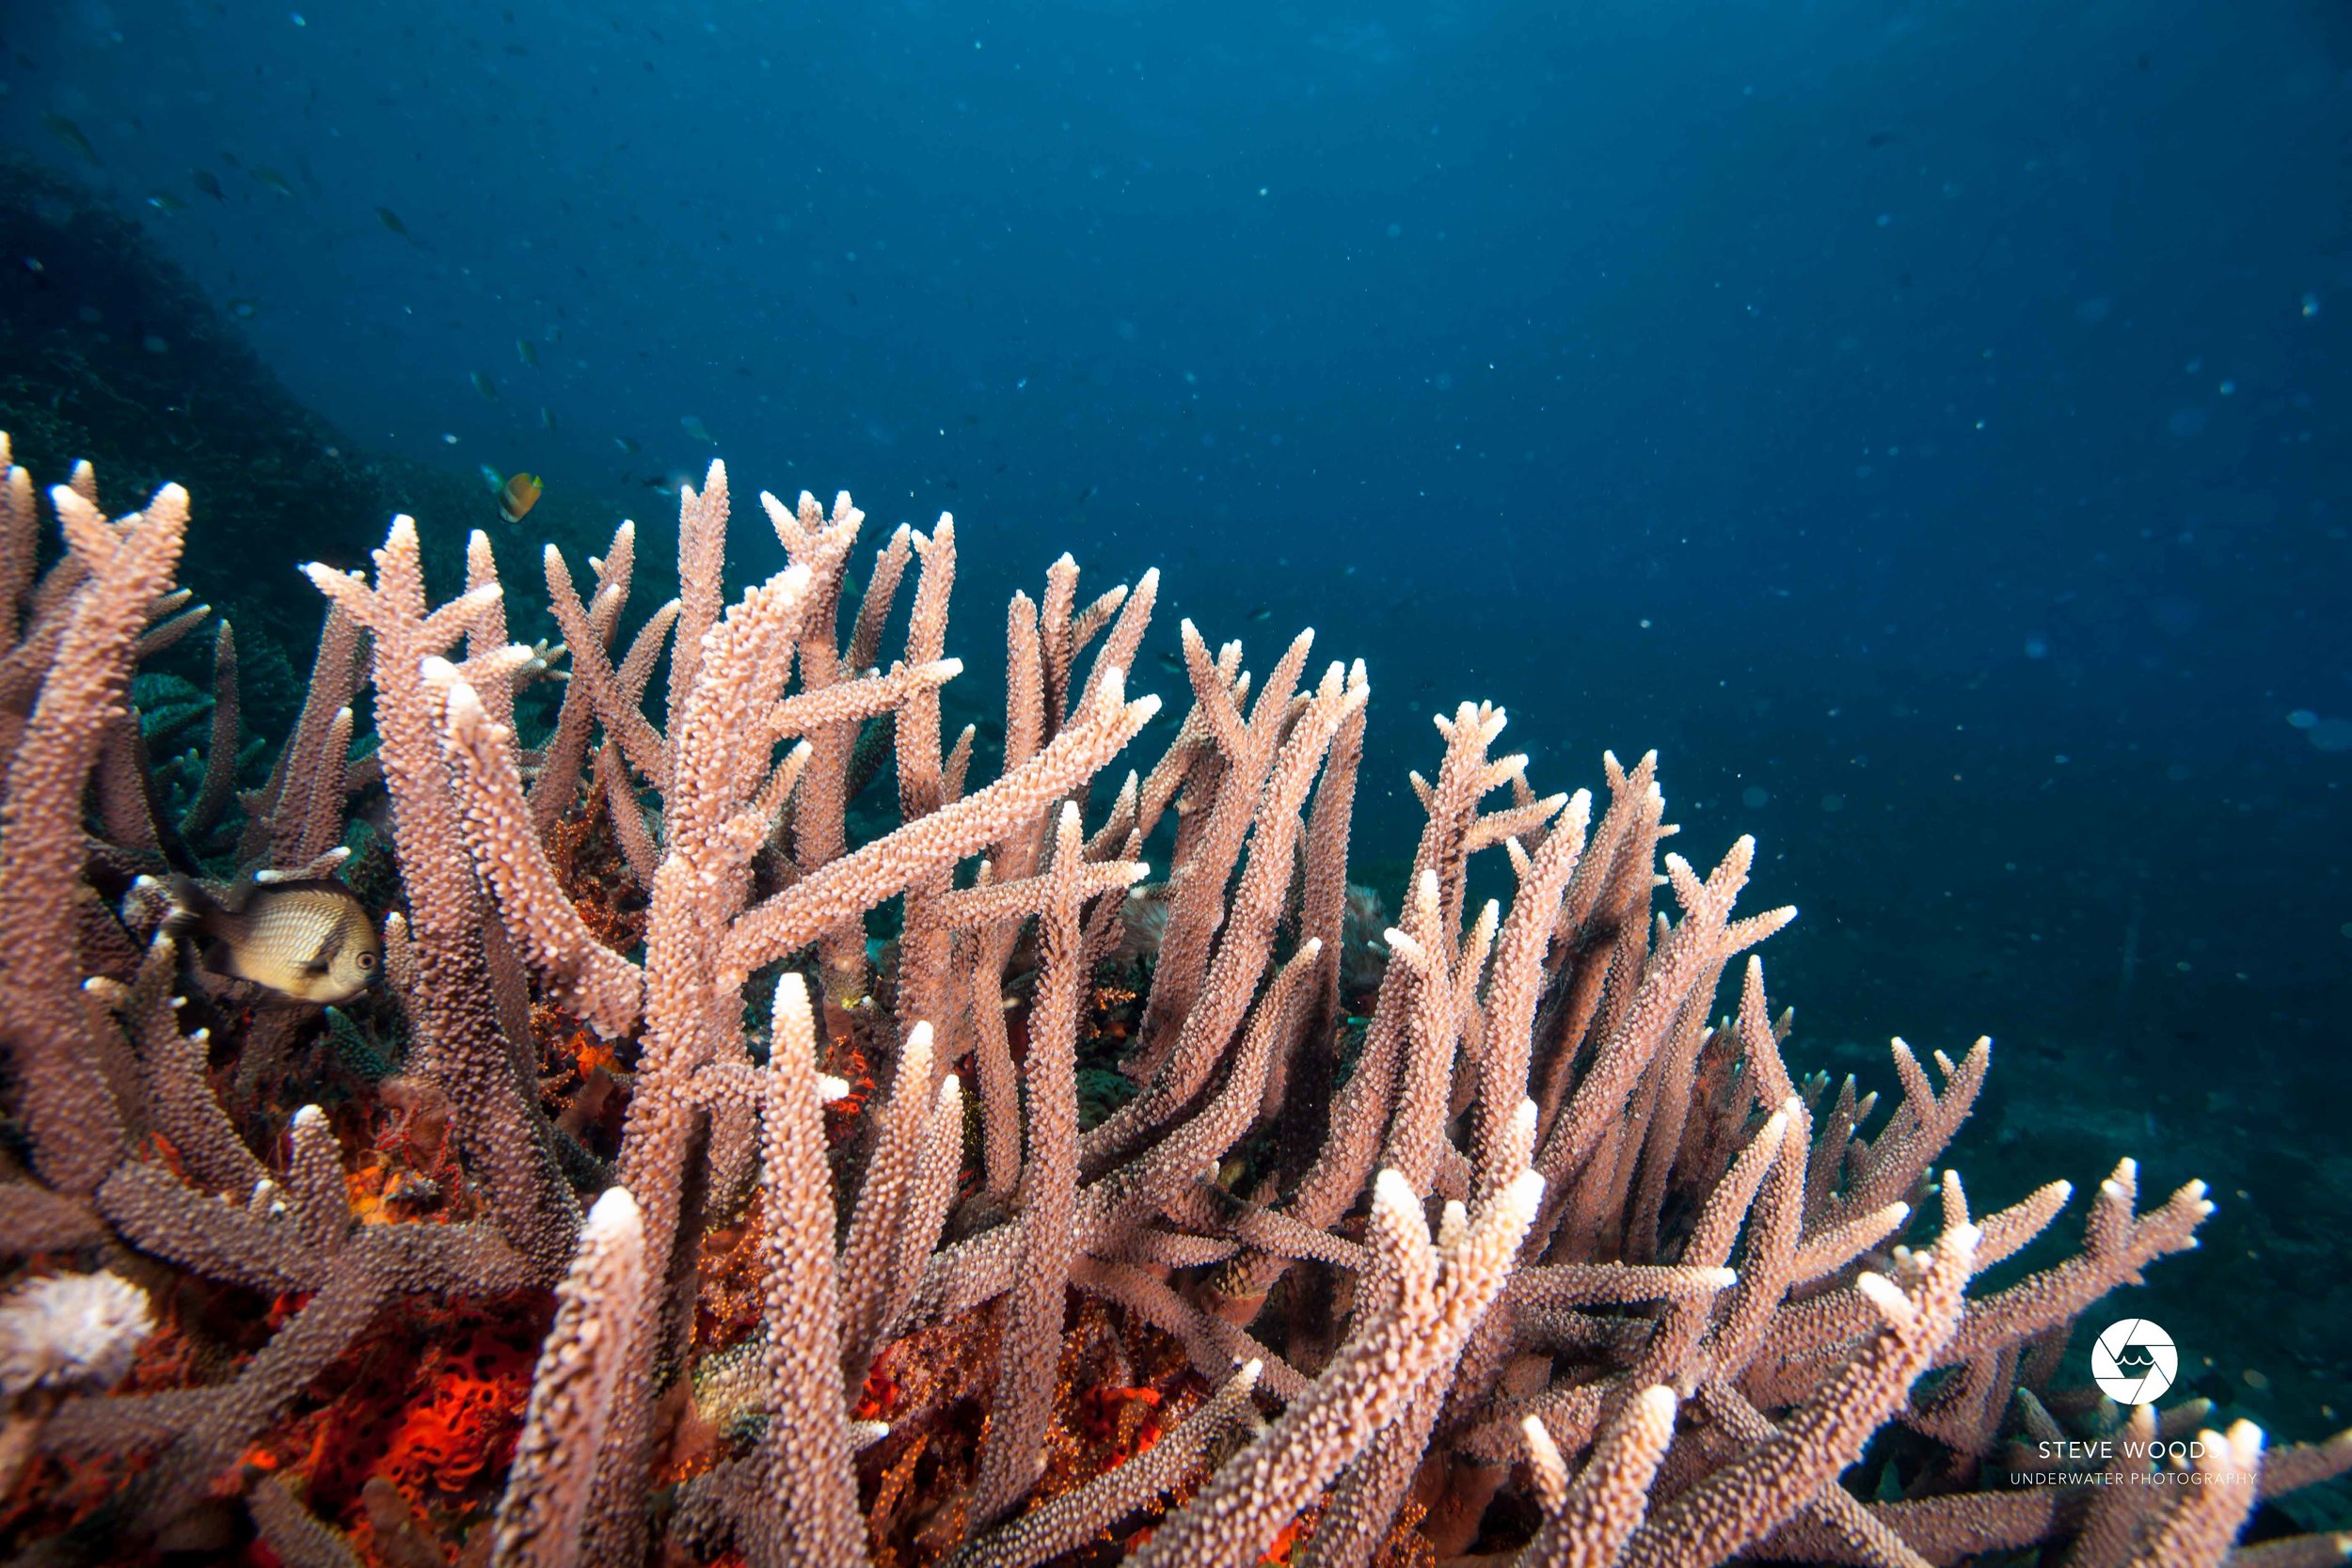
0, 432, 2344, 1568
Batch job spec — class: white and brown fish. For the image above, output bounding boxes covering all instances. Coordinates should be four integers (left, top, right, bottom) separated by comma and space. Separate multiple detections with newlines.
163, 877, 382, 1005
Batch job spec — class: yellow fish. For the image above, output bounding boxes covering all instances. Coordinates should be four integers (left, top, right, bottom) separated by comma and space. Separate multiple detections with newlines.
499, 470, 544, 524
164, 877, 381, 1005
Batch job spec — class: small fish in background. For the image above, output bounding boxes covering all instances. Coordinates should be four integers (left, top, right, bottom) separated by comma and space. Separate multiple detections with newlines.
472, 370, 499, 401
680, 414, 715, 444
1248, 605, 1273, 623
483, 466, 543, 523
612, 434, 642, 453
144, 192, 189, 214
539, 404, 558, 433
376, 206, 409, 236
43, 114, 99, 166
516, 337, 539, 368
501, 470, 543, 523
251, 166, 295, 198
191, 168, 226, 201
163, 876, 381, 1005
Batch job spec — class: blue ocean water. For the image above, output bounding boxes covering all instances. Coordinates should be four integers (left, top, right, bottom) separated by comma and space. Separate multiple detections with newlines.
6, 0, 2347, 1426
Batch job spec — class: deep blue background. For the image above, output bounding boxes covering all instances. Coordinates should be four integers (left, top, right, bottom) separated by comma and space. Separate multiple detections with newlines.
8, 0, 2349, 1420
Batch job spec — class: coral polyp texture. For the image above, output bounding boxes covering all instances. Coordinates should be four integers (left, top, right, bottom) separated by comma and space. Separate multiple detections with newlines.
0, 433, 2343, 1568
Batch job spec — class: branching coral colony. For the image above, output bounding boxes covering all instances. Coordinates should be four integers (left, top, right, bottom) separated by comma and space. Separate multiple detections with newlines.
0, 432, 2344, 1568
